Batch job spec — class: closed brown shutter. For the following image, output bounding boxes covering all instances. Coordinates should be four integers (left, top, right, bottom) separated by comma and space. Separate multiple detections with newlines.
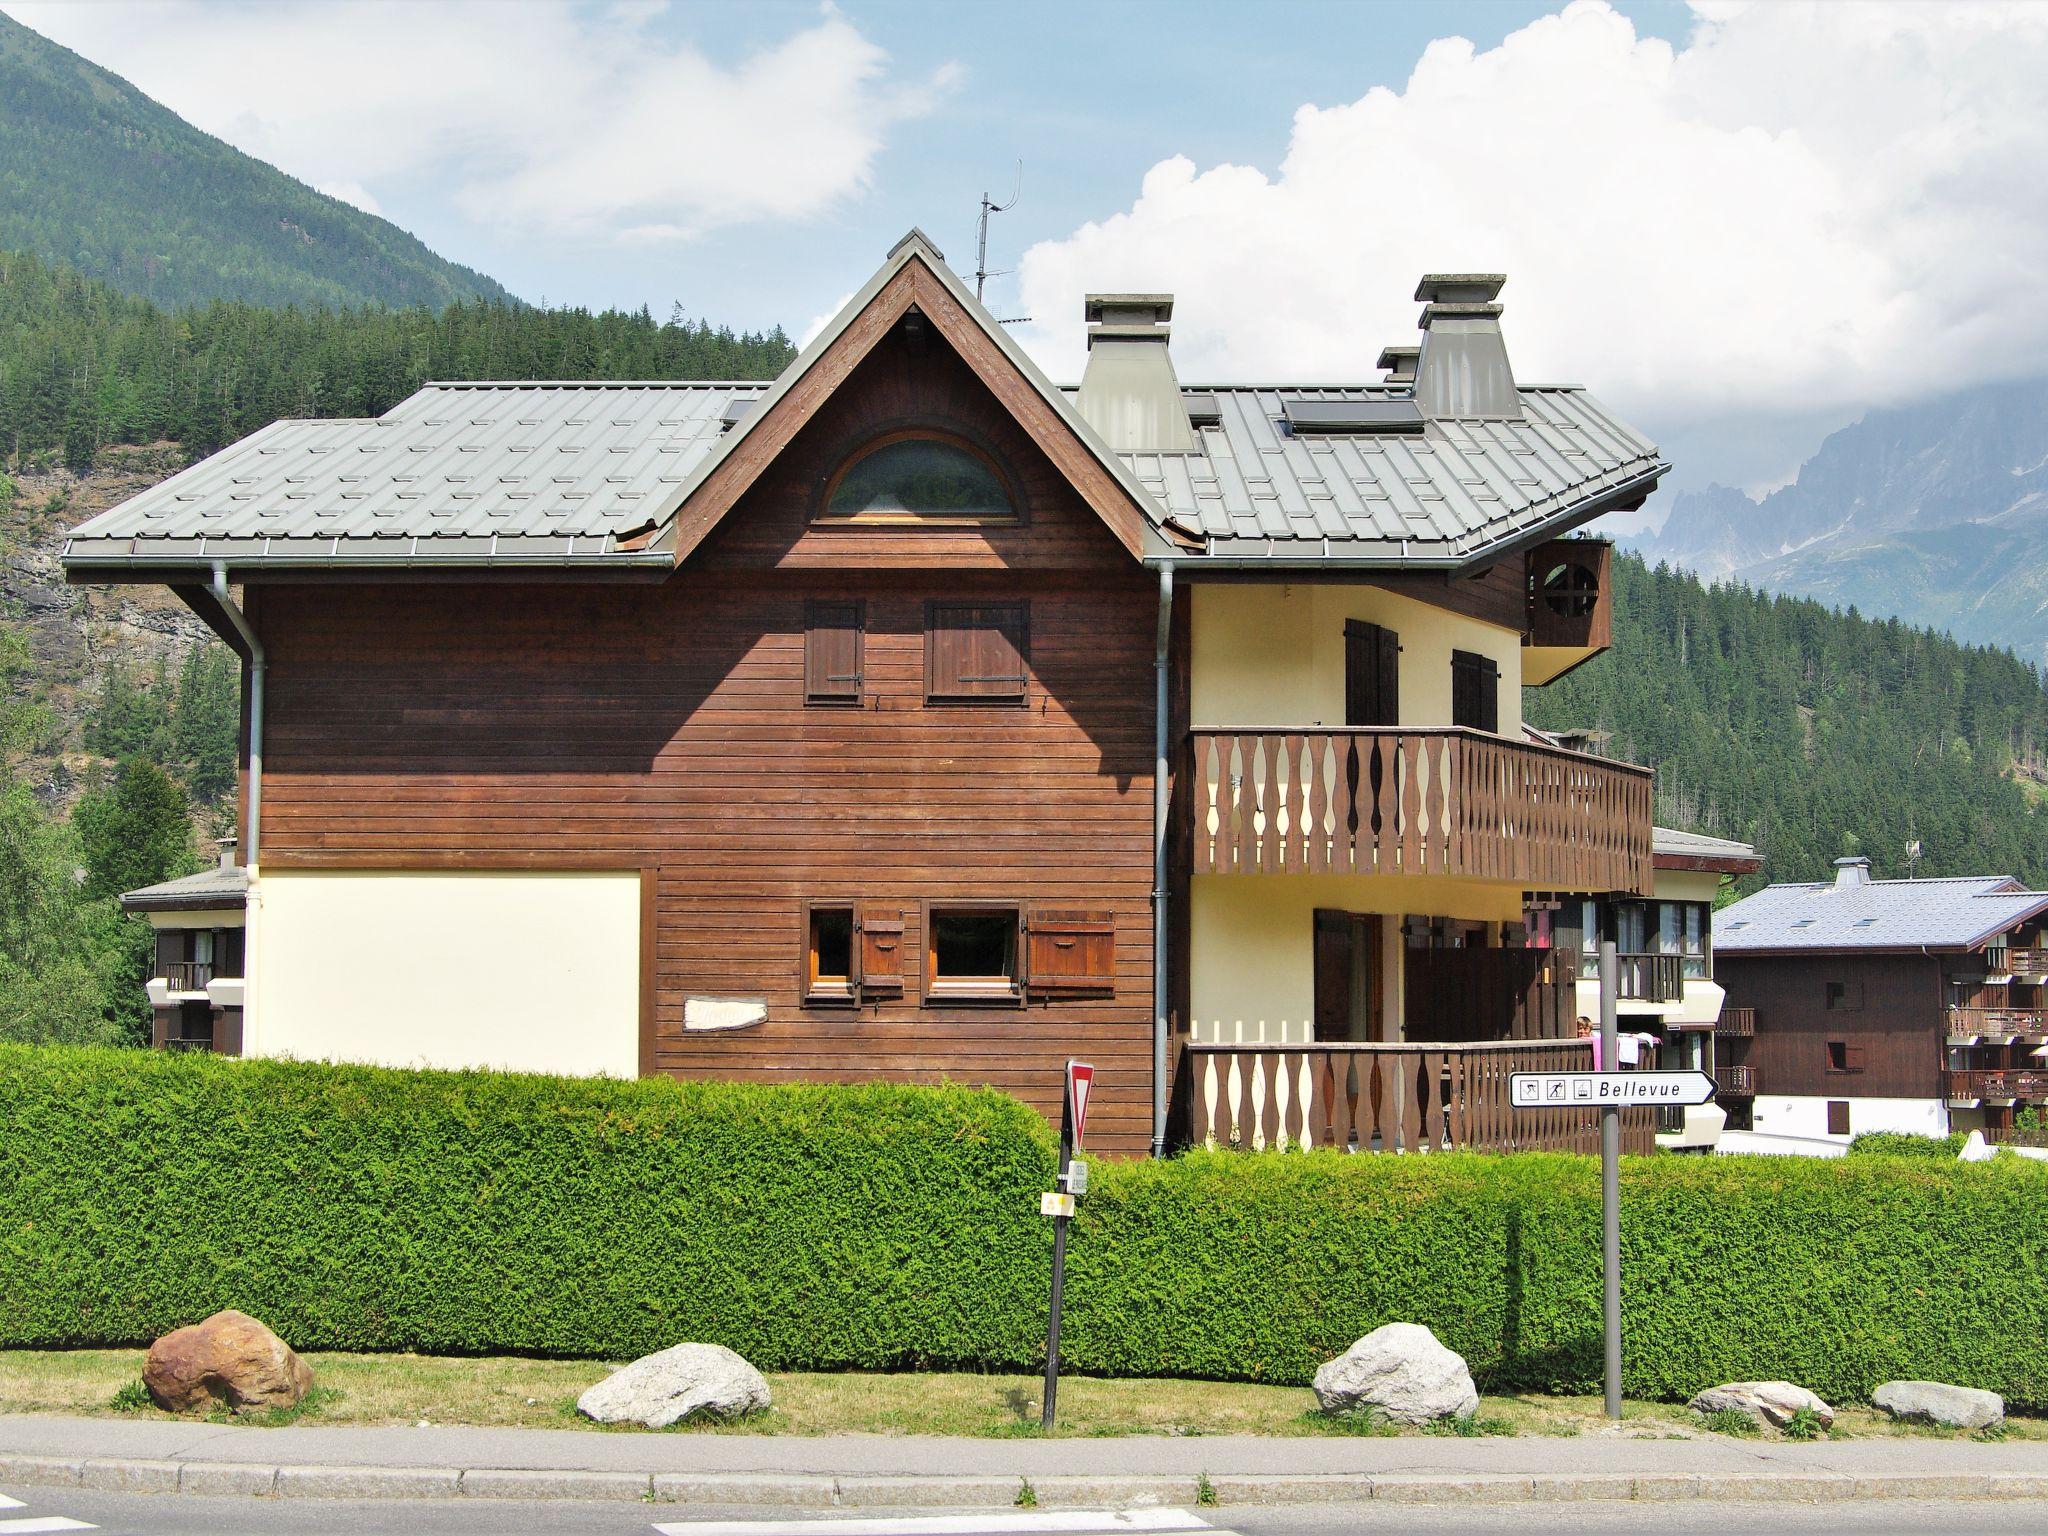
1024, 910, 1115, 996
805, 599, 864, 705
1451, 649, 1499, 732
855, 907, 905, 996
1827, 1100, 1851, 1136
1344, 620, 1399, 726
927, 602, 1028, 702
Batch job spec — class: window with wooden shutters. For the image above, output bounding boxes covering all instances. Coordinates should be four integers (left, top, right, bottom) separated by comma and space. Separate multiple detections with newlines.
804, 600, 864, 706
1450, 649, 1500, 732
925, 905, 1022, 1002
926, 602, 1028, 704
1025, 911, 1115, 998
804, 903, 856, 1005
854, 907, 905, 997
1344, 620, 1399, 727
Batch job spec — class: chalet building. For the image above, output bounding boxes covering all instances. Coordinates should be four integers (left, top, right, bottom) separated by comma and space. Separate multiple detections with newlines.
1714, 856, 2048, 1144
120, 840, 248, 1052
63, 232, 1669, 1156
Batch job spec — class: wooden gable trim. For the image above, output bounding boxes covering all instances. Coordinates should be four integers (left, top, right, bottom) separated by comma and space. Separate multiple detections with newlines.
668, 257, 1159, 565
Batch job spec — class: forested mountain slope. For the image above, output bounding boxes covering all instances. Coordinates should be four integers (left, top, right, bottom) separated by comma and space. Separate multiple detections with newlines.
1526, 554, 2048, 891
0, 12, 509, 310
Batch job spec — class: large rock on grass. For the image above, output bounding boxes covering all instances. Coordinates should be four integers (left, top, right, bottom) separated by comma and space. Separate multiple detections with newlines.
1688, 1381, 1833, 1429
143, 1309, 313, 1413
576, 1343, 770, 1429
1874, 1380, 2004, 1430
1312, 1323, 1478, 1424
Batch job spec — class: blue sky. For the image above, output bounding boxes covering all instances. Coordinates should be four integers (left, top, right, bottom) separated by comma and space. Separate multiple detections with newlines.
9, 1, 2048, 504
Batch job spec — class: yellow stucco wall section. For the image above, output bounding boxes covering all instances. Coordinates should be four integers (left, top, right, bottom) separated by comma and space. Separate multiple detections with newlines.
1190, 582, 1524, 734
250, 870, 641, 1076
1190, 873, 1526, 1044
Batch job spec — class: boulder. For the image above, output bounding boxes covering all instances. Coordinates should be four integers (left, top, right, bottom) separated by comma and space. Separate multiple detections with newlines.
1311, 1323, 1478, 1424
142, 1310, 313, 1413
1687, 1381, 1833, 1429
1873, 1380, 2004, 1430
576, 1343, 770, 1429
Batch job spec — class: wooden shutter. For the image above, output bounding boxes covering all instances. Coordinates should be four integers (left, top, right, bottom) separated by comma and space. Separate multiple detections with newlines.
805, 599, 864, 705
854, 907, 904, 996
926, 602, 1028, 702
1024, 910, 1115, 997
1344, 620, 1399, 727
1826, 1100, 1851, 1136
1451, 650, 1499, 732
1844, 1043, 1867, 1073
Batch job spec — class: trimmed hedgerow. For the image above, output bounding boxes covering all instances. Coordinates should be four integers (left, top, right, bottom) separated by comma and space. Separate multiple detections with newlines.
1847, 1131, 1967, 1158
4, 1046, 2046, 1406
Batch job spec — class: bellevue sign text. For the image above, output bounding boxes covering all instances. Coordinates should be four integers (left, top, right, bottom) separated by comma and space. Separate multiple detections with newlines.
1509, 1070, 1717, 1110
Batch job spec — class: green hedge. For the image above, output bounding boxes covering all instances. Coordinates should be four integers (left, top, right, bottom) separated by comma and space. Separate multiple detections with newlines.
4, 1046, 2047, 1407
1847, 1131, 1967, 1157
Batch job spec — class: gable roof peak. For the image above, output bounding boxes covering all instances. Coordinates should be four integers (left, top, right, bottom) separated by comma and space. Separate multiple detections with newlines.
888, 227, 948, 264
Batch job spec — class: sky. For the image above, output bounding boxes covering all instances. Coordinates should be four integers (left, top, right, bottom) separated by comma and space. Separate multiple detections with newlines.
8, 0, 2048, 511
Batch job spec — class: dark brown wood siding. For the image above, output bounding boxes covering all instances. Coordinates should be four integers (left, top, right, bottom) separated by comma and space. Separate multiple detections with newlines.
252, 318, 1161, 1152
1717, 953, 1946, 1099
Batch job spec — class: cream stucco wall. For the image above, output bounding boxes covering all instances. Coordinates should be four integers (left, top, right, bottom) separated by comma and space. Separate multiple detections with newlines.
1190, 873, 1525, 1044
250, 870, 641, 1077
1190, 582, 1523, 734
1652, 868, 1724, 905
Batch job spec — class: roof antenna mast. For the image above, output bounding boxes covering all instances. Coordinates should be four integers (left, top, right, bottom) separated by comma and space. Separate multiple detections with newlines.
975, 162, 1022, 303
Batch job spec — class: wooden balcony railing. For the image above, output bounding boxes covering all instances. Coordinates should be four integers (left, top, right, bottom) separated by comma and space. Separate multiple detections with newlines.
1946, 1069, 2048, 1102
1187, 729, 1652, 891
1718, 1063, 1758, 1095
1719, 1006, 1756, 1037
1617, 952, 1684, 1004
1946, 1006, 2048, 1038
1999, 947, 2048, 982
163, 961, 212, 993
1172, 1039, 1656, 1155
1983, 1126, 2048, 1148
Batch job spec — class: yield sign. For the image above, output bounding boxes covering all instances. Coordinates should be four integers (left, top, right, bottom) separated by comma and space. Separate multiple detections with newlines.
1066, 1060, 1095, 1150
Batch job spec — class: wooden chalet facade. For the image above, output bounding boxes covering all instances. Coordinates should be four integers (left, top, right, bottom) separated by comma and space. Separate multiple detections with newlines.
66, 234, 1670, 1157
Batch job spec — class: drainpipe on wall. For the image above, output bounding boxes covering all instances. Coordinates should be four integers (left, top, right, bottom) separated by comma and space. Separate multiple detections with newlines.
1152, 562, 1175, 1158
208, 563, 264, 1051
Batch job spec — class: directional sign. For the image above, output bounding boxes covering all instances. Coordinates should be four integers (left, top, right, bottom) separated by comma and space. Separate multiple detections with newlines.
1066, 1061, 1095, 1150
1510, 1070, 1717, 1109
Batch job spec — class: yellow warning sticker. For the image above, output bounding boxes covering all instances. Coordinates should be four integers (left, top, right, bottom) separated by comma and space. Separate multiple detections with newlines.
1040, 1191, 1076, 1218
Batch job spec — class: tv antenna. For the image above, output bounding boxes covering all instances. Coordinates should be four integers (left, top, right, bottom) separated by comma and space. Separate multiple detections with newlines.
975, 162, 1022, 304
1905, 837, 1923, 875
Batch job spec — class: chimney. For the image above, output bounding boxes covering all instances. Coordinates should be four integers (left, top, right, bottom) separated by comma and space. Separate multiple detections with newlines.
1376, 345, 1419, 385
1075, 294, 1198, 453
1411, 273, 1521, 421
1833, 855, 1871, 890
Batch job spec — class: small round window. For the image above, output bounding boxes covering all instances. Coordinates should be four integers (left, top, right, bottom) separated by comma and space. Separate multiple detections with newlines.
821, 434, 1015, 523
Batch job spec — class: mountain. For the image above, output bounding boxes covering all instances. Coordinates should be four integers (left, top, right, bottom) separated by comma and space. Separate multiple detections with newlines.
0, 12, 512, 310
1527, 553, 2048, 892
1640, 377, 2048, 662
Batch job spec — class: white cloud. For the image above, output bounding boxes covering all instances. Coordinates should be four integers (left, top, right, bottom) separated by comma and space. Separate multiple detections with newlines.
6, 0, 949, 244
315, 181, 382, 218
1014, 1, 2048, 433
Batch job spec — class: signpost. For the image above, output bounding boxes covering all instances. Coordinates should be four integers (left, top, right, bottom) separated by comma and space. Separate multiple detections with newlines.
1506, 928, 1719, 1421
1040, 1060, 1092, 1431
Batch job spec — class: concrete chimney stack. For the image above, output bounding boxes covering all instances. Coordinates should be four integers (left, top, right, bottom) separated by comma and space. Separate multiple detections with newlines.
1376, 345, 1419, 385
1075, 294, 1198, 454
1411, 274, 1521, 421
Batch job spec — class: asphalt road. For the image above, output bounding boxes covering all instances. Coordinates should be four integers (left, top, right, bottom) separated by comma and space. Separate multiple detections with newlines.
10, 1492, 2048, 1536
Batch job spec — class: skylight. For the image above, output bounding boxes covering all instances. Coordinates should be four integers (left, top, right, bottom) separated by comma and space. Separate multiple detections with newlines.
1791, 919, 1816, 929
1853, 917, 1879, 928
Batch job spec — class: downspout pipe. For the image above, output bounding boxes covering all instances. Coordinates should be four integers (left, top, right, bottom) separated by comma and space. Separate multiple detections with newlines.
208, 563, 264, 868
1151, 562, 1175, 1158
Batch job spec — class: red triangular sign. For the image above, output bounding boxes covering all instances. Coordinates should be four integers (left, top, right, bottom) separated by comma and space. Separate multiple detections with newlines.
1068, 1061, 1095, 1150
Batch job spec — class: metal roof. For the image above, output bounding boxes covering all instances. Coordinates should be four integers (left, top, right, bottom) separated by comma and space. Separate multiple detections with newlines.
1714, 875, 2048, 954
1653, 826, 1762, 869
60, 232, 1664, 576
120, 863, 250, 913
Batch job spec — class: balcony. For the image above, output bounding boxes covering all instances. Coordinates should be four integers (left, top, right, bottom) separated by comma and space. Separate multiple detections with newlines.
1617, 952, 1684, 1004
1719, 1006, 1756, 1037
1187, 728, 1652, 892
1947, 1006, 2048, 1042
1171, 1038, 1657, 1155
1946, 1069, 2048, 1104
2004, 948, 2048, 982
1719, 1063, 1758, 1096
163, 960, 213, 994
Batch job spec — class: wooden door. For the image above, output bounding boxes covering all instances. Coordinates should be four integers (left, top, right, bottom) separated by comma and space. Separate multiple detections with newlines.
1314, 910, 1381, 1042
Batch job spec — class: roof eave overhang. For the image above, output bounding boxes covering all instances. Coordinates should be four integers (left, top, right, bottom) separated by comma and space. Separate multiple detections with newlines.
63, 549, 677, 584
1155, 460, 1668, 572
1655, 853, 1765, 875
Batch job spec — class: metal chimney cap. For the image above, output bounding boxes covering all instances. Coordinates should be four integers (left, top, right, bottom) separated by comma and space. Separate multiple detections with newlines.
1377, 344, 1420, 382
1085, 294, 1175, 326
1414, 273, 1506, 304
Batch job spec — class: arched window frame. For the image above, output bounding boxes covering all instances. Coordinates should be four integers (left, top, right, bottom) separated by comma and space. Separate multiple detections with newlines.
814, 427, 1021, 527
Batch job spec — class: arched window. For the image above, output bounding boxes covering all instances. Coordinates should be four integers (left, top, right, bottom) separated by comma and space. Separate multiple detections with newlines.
819, 432, 1016, 524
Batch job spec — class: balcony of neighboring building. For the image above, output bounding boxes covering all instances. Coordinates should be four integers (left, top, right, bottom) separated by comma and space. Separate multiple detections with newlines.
1945, 1067, 2048, 1106
1946, 1005, 2048, 1044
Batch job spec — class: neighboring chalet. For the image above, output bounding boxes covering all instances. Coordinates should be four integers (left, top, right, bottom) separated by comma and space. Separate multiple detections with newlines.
1715, 857, 2048, 1144
63, 233, 1669, 1156
120, 840, 247, 1052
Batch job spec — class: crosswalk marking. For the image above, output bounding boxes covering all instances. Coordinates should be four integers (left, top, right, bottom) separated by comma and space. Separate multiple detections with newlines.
653, 1510, 1215, 1536
0, 1519, 97, 1534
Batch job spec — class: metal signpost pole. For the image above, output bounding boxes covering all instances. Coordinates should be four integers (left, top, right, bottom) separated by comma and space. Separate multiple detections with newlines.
1041, 1073, 1075, 1432
1598, 925, 1622, 1421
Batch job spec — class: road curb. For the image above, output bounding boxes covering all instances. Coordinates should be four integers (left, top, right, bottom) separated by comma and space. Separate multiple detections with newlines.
5, 1453, 2048, 1506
